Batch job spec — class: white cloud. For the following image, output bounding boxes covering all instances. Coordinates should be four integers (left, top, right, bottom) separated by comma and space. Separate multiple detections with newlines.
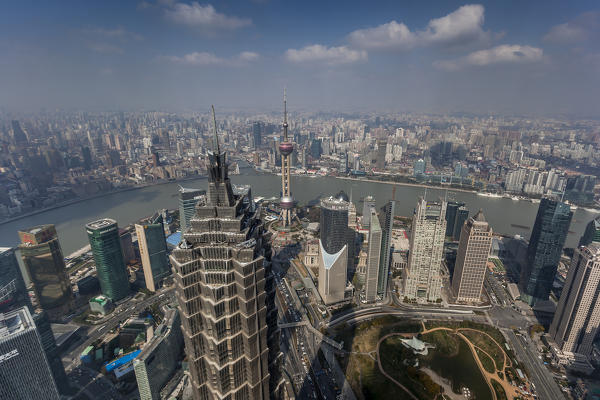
434, 44, 543, 70
164, 51, 259, 66
348, 21, 416, 50
238, 51, 259, 62
84, 27, 143, 41
349, 4, 489, 50
285, 44, 367, 65
165, 2, 251, 30
421, 4, 487, 45
544, 12, 599, 43
544, 23, 586, 43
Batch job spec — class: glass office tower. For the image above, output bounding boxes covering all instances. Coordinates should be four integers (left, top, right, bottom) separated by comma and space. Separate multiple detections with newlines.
579, 216, 600, 247
135, 213, 171, 292
0, 307, 60, 400
86, 219, 130, 301
178, 187, 204, 232
0, 247, 30, 311
520, 198, 572, 305
17, 225, 72, 311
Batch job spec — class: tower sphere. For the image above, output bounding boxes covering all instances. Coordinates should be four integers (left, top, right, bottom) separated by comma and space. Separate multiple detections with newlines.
279, 142, 293, 156
280, 195, 294, 209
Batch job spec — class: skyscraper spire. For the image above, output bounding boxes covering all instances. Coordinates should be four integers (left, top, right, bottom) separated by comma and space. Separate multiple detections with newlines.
211, 105, 220, 154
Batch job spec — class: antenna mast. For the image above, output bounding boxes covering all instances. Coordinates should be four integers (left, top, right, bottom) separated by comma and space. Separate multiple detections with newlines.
283, 88, 288, 140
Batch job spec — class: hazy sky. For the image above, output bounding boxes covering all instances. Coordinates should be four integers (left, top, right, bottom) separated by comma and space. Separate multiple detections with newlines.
1, 1, 599, 116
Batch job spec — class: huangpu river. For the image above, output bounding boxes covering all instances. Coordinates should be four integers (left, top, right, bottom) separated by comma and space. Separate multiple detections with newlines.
0, 165, 597, 254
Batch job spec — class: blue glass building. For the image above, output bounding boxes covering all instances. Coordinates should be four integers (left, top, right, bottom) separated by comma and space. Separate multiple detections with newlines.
520, 198, 572, 305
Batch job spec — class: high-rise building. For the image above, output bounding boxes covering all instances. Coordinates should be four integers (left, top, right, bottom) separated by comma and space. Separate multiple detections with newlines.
318, 196, 350, 304
320, 196, 350, 256
549, 244, 600, 369
403, 198, 447, 302
365, 208, 382, 302
11, 120, 28, 145
452, 206, 469, 241
578, 216, 600, 247
252, 121, 262, 149
135, 213, 170, 292
376, 138, 387, 170
0, 247, 30, 312
32, 309, 70, 394
17, 225, 72, 312
279, 91, 295, 228
318, 241, 348, 305
120, 228, 136, 264
451, 210, 493, 303
170, 109, 279, 400
445, 201, 464, 237
86, 219, 130, 302
520, 198, 572, 305
0, 249, 67, 394
0, 307, 60, 400
134, 307, 184, 400
413, 159, 426, 176
378, 200, 395, 297
178, 187, 205, 232
361, 196, 376, 229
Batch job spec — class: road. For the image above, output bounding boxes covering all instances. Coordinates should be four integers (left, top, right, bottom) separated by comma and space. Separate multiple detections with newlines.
505, 329, 565, 400
63, 287, 175, 372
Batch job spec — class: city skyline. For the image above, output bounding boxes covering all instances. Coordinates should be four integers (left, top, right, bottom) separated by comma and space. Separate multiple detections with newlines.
0, 1, 598, 117
2, 1, 600, 398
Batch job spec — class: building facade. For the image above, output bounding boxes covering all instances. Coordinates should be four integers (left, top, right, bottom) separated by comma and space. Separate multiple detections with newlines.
365, 208, 382, 302
178, 187, 205, 232
170, 120, 279, 400
520, 198, 572, 305
17, 225, 72, 312
86, 219, 130, 302
549, 244, 600, 362
134, 307, 184, 400
403, 198, 447, 302
135, 213, 171, 292
361, 196, 376, 229
0, 307, 60, 400
451, 211, 493, 303
579, 216, 600, 247
378, 200, 395, 297
452, 206, 469, 241
318, 241, 348, 305
0, 247, 30, 312
318, 196, 351, 304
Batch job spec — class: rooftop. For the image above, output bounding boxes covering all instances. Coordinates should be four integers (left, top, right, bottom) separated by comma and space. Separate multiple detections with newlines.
86, 218, 117, 230
0, 307, 33, 338
90, 295, 110, 305
178, 186, 203, 194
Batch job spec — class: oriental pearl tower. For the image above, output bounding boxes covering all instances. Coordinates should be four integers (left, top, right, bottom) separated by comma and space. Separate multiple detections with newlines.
279, 89, 295, 228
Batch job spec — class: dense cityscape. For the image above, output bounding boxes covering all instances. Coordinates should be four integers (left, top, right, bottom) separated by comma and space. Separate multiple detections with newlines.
2, 1, 600, 400
1, 110, 600, 222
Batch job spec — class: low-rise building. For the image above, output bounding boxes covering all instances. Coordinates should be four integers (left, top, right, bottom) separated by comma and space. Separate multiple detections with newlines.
89, 295, 113, 316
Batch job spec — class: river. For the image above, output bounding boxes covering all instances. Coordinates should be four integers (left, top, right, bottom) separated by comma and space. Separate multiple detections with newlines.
0, 166, 597, 254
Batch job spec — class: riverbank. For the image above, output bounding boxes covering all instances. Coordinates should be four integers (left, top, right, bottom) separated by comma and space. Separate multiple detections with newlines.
335, 175, 478, 195
0, 175, 206, 226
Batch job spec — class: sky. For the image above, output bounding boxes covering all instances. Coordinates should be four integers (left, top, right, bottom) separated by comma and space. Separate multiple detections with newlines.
1, 0, 599, 117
